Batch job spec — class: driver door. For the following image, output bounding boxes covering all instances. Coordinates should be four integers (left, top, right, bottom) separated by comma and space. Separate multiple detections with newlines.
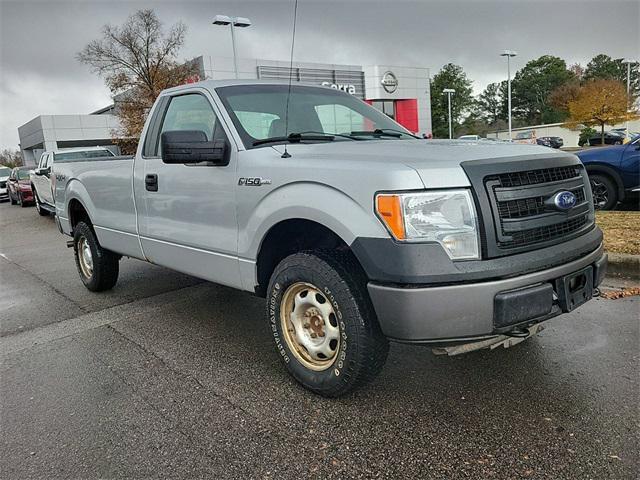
135, 90, 242, 289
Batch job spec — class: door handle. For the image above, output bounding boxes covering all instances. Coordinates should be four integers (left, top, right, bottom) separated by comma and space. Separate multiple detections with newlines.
145, 174, 158, 192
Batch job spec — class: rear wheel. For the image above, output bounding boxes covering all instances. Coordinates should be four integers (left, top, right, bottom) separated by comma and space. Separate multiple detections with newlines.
73, 221, 119, 292
589, 173, 618, 210
267, 250, 389, 397
33, 188, 49, 216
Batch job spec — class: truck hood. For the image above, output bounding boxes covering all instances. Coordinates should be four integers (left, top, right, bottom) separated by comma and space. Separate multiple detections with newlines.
270, 139, 570, 188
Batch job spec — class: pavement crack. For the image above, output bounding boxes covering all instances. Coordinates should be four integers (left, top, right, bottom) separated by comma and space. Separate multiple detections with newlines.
104, 323, 258, 420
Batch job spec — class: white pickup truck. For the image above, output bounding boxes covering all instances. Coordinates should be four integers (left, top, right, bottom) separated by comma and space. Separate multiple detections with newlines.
31, 147, 115, 216
53, 80, 607, 397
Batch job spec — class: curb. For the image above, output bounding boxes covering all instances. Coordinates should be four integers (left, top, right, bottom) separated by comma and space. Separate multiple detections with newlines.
606, 253, 640, 280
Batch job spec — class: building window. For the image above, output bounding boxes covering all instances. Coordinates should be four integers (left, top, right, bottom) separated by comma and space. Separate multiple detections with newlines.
371, 100, 396, 120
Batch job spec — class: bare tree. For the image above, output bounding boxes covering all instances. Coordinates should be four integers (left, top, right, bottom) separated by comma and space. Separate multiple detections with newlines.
0, 149, 23, 168
77, 10, 198, 153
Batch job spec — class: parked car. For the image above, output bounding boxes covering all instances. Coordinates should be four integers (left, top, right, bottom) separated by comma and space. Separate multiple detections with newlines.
0, 166, 10, 201
8, 166, 34, 206
458, 134, 481, 140
514, 130, 537, 144
31, 147, 115, 216
576, 135, 640, 210
53, 80, 606, 397
537, 136, 564, 149
580, 130, 626, 147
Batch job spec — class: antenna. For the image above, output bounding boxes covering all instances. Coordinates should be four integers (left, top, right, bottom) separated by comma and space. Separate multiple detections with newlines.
281, 0, 299, 159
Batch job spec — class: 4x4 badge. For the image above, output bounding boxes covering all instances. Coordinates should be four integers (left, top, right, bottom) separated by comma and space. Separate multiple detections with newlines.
238, 177, 272, 186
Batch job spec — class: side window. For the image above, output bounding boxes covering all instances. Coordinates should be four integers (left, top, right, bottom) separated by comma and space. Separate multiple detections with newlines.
158, 94, 218, 153
40, 154, 49, 168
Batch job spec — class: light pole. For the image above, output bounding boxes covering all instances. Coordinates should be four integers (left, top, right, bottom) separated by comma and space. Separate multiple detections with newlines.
622, 59, 634, 140
443, 88, 455, 139
213, 15, 252, 79
500, 50, 517, 141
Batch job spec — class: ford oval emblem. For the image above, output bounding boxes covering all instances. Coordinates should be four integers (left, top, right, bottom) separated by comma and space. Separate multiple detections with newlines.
554, 191, 577, 210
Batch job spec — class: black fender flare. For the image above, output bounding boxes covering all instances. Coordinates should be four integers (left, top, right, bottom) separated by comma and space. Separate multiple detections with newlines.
584, 164, 625, 202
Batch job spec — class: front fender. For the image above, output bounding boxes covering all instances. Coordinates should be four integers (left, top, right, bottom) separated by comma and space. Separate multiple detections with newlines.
238, 181, 389, 260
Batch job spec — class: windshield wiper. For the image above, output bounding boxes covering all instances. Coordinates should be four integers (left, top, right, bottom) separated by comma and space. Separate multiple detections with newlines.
253, 132, 336, 147
350, 128, 418, 139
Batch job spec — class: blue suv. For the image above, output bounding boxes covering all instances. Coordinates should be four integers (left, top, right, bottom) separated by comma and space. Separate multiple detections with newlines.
576, 135, 640, 210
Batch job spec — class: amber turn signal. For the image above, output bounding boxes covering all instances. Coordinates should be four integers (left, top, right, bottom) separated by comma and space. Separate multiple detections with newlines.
375, 194, 406, 240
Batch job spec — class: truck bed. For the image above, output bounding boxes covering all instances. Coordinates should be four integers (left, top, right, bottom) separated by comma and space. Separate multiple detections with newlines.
53, 155, 143, 258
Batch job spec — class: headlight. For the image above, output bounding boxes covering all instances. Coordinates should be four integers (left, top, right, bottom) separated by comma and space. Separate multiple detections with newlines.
376, 189, 480, 260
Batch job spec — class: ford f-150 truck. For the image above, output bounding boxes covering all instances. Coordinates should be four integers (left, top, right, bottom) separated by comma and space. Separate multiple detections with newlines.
53, 80, 607, 397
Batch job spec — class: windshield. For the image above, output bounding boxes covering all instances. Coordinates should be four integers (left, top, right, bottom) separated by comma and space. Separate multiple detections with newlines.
216, 84, 414, 148
0, 167, 10, 177
54, 149, 113, 161
17, 168, 31, 180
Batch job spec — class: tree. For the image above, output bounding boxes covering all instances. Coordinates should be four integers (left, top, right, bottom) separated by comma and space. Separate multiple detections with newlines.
476, 82, 503, 127
510, 55, 575, 124
584, 54, 639, 97
430, 64, 474, 138
0, 149, 23, 168
78, 10, 198, 153
548, 78, 581, 117
568, 79, 635, 145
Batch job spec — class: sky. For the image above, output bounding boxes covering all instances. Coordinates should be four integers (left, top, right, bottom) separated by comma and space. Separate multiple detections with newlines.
0, 0, 638, 150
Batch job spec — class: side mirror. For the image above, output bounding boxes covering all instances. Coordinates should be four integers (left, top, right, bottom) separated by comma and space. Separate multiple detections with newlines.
34, 167, 49, 176
161, 130, 229, 166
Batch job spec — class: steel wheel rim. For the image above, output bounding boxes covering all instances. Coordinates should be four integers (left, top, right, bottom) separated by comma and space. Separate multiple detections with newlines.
590, 180, 608, 209
280, 282, 341, 371
78, 236, 94, 278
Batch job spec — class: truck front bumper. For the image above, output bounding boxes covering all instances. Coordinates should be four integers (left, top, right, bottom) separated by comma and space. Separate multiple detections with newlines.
367, 245, 607, 343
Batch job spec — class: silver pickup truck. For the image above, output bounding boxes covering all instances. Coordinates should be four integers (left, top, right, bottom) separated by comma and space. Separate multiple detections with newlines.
53, 80, 607, 397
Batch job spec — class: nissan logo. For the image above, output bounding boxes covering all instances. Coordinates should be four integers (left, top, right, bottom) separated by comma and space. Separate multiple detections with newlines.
381, 71, 398, 93
553, 191, 577, 210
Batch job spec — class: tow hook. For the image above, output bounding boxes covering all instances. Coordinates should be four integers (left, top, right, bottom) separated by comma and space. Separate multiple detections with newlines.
432, 323, 546, 356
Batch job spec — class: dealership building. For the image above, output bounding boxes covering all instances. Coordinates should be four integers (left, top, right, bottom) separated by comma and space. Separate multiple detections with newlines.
18, 56, 432, 165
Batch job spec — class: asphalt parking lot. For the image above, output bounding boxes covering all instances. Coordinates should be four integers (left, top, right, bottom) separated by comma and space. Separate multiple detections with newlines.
1, 202, 638, 479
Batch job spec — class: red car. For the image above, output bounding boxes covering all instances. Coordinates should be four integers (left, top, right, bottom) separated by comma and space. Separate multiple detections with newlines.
8, 166, 35, 207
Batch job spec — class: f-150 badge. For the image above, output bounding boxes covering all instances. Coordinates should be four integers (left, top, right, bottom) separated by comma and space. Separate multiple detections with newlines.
238, 177, 272, 186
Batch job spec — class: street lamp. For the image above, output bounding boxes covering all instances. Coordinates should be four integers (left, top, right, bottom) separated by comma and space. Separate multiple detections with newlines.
213, 15, 252, 79
500, 50, 517, 141
442, 88, 455, 139
622, 58, 635, 140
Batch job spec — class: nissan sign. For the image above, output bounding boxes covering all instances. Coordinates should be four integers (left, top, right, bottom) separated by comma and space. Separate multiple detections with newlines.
381, 71, 398, 93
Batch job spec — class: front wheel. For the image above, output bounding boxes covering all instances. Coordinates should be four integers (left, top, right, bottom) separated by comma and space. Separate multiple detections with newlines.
267, 250, 389, 397
589, 174, 618, 210
9, 190, 17, 205
73, 221, 120, 292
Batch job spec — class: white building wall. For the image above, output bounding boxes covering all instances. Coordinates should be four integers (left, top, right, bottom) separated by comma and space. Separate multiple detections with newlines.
490, 119, 640, 147
18, 114, 121, 166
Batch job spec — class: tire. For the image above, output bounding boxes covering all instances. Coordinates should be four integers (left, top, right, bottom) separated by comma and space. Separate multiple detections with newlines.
9, 190, 17, 205
73, 221, 119, 292
33, 188, 49, 216
589, 173, 618, 210
266, 250, 389, 397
